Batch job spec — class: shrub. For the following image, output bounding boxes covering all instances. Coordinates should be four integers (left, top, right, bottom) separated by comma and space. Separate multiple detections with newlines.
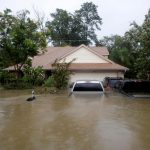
51, 59, 75, 89
0, 71, 16, 85
44, 76, 55, 87
23, 62, 45, 86
3, 79, 32, 89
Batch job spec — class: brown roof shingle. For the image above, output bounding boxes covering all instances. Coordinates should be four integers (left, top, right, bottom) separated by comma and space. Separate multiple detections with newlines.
5, 45, 128, 71
32, 45, 109, 68
69, 63, 128, 71
43, 63, 128, 71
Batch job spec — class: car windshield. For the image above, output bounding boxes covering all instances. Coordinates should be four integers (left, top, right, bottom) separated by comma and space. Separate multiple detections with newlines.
73, 82, 103, 92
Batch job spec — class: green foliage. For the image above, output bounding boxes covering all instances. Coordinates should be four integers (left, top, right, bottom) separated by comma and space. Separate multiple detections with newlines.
124, 9, 150, 79
44, 76, 55, 87
3, 78, 33, 89
50, 59, 74, 89
46, 2, 102, 46
0, 9, 47, 73
0, 70, 32, 89
100, 33, 148, 79
0, 60, 44, 88
75, 2, 102, 44
99, 35, 134, 68
0, 70, 16, 85
46, 9, 75, 46
22, 59, 45, 86
98, 9, 150, 80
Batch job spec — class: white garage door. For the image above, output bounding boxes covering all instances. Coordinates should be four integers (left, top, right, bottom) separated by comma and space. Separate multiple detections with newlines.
70, 72, 124, 82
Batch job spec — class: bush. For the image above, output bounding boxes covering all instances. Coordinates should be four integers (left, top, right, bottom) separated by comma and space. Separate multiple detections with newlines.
44, 76, 55, 87
0, 65, 45, 89
23, 63, 45, 86
50, 59, 74, 89
0, 71, 16, 85
2, 78, 33, 89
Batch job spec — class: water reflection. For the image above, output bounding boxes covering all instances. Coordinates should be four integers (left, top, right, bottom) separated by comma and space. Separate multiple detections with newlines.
0, 90, 150, 150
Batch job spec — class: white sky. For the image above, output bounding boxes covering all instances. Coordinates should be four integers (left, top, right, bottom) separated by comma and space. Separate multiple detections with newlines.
0, 0, 149, 38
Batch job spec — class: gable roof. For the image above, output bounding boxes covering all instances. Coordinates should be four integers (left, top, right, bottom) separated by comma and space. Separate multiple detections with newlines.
32, 44, 110, 68
5, 44, 128, 71
32, 44, 128, 71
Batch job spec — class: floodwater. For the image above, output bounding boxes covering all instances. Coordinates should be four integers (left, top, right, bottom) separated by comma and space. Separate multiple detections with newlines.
0, 89, 150, 150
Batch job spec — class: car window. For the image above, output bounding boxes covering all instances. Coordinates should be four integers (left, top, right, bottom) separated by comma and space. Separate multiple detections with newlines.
109, 79, 121, 88
73, 83, 103, 92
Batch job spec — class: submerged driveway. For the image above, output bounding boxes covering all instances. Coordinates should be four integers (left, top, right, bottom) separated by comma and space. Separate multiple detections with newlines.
0, 90, 150, 150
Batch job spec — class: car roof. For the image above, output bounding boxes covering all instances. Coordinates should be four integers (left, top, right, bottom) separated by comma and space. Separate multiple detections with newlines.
75, 80, 101, 83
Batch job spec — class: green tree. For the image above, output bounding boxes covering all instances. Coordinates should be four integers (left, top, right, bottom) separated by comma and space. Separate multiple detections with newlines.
46, 2, 102, 46
99, 9, 150, 80
99, 35, 136, 78
0, 9, 16, 69
46, 9, 75, 46
0, 9, 47, 77
75, 2, 102, 44
124, 9, 150, 79
99, 35, 134, 67
134, 11, 150, 79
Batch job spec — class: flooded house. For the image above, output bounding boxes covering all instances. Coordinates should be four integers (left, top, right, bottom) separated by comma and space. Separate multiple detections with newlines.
33, 44, 128, 82
6, 44, 128, 82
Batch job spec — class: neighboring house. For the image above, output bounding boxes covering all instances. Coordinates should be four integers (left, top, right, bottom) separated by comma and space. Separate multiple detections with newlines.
6, 44, 128, 82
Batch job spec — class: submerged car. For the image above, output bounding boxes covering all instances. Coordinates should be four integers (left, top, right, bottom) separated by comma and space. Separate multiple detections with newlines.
70, 80, 104, 95
103, 77, 123, 88
118, 80, 150, 98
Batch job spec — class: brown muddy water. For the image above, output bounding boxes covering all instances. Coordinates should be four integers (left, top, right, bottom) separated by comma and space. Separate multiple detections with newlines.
0, 89, 150, 150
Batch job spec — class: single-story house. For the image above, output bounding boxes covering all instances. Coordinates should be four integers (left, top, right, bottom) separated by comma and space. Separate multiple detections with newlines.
6, 44, 128, 82
33, 44, 128, 82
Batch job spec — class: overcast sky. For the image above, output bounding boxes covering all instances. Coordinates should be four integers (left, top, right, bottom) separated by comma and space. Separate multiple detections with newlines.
0, 0, 149, 38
